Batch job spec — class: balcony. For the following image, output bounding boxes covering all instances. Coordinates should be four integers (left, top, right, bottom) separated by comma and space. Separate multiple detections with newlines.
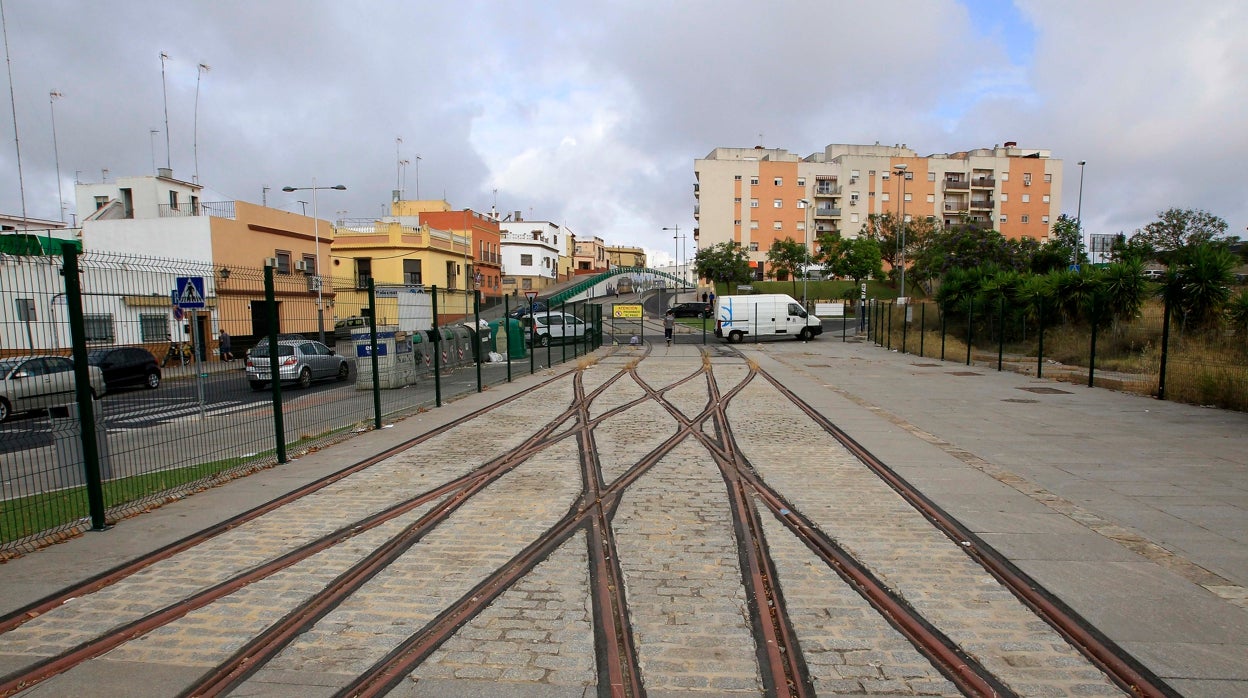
814, 207, 841, 218
814, 184, 841, 196
969, 199, 994, 210
970, 177, 996, 188
157, 201, 235, 219
943, 201, 969, 212
943, 180, 969, 191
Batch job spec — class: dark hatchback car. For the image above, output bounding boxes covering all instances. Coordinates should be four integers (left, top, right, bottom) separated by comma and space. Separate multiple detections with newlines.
87, 347, 161, 391
508, 300, 548, 319
669, 302, 712, 319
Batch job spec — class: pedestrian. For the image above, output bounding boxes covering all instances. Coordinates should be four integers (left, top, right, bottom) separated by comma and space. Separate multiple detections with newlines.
663, 310, 675, 347
219, 330, 233, 362
702, 291, 708, 303
709, 291, 715, 306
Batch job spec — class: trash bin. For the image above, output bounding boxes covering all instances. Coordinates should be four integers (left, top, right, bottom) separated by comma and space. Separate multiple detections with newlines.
352, 325, 416, 389
49, 402, 111, 489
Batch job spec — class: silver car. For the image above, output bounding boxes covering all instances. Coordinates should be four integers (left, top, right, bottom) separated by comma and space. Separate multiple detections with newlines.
0, 355, 106, 422
245, 339, 349, 391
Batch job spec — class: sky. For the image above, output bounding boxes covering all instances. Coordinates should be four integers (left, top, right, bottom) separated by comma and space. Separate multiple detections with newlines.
1, 0, 1246, 267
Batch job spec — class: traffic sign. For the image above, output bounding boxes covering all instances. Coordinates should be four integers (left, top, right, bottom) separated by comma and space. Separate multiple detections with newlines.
175, 277, 206, 309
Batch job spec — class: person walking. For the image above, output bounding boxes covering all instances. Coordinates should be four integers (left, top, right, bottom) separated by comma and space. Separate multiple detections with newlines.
219, 330, 233, 362
663, 310, 675, 347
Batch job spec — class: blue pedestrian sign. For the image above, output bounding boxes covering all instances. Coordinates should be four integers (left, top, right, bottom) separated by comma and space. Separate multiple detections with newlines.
175, 276, 206, 309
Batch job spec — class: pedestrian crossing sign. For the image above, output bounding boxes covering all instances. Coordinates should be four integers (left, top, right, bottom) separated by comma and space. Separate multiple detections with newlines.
175, 276, 206, 309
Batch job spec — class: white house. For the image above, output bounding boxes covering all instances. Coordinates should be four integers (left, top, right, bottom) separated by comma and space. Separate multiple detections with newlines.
499, 216, 564, 293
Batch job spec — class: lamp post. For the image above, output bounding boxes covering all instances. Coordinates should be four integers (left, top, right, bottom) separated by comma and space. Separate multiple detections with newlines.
49, 90, 64, 222
1075, 160, 1086, 267
797, 199, 812, 307
663, 226, 683, 294
894, 164, 908, 300
282, 180, 346, 344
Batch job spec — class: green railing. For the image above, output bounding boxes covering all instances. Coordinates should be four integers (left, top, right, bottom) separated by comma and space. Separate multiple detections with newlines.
546, 266, 691, 306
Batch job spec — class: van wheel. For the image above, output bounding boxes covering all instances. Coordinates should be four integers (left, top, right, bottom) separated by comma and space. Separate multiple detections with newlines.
537, 334, 550, 347
798, 327, 812, 341
728, 330, 743, 343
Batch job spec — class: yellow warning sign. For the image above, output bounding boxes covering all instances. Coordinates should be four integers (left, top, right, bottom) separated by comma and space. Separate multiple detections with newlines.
612, 304, 643, 319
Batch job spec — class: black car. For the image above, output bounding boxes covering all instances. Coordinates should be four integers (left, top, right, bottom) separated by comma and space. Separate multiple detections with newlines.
87, 347, 161, 391
669, 302, 712, 319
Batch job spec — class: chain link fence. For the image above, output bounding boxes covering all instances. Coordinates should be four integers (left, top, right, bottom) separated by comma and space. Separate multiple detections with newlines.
0, 247, 601, 555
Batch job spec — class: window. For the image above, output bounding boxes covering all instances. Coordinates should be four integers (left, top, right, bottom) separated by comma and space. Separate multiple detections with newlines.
1000, 173, 1009, 181
749, 242, 759, 251
881, 193, 890, 202
773, 222, 782, 230
302, 254, 317, 275
750, 221, 759, 229
140, 314, 167, 341
733, 219, 741, 226
522, 277, 532, 290
734, 175, 742, 181
1000, 215, 1008, 223
774, 177, 783, 186
403, 259, 422, 285
796, 221, 805, 231
1042, 215, 1050, 224
773, 199, 782, 208
750, 199, 759, 208
904, 172, 913, 180
169, 190, 179, 210
14, 298, 35, 321
274, 250, 291, 274
1000, 193, 1008, 202
796, 177, 805, 186
94, 195, 109, 210
1022, 194, 1030, 203
1023, 173, 1032, 186
84, 314, 115, 343
356, 258, 372, 288
520, 254, 533, 266
881, 172, 890, 180
446, 260, 458, 290
1021, 215, 1030, 223
1042, 195, 1050, 203
904, 193, 912, 202
750, 177, 759, 185
850, 213, 859, 223
733, 197, 741, 203
928, 172, 936, 181
1044, 174, 1052, 182
927, 194, 935, 203
850, 192, 860, 203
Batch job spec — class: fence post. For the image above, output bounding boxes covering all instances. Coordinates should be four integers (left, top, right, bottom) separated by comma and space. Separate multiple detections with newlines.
561, 300, 568, 365
263, 265, 287, 463
474, 290, 482, 393
1037, 298, 1045, 379
367, 279, 382, 429
886, 302, 893, 350
965, 297, 974, 366
940, 304, 947, 361
919, 303, 926, 357
431, 285, 442, 407
1158, 293, 1171, 400
901, 302, 908, 354
61, 244, 108, 531
504, 294, 512, 383
1088, 303, 1099, 389
997, 295, 1005, 371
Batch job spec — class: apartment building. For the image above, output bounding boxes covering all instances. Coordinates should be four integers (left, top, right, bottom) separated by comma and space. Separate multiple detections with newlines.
498, 215, 566, 293
605, 245, 646, 268
399, 202, 504, 303
693, 143, 1063, 277
573, 236, 608, 274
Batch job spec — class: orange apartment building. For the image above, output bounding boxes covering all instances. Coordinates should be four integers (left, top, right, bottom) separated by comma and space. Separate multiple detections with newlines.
693, 143, 1062, 279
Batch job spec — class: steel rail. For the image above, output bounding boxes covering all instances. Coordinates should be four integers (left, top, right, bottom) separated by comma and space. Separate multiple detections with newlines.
757, 368, 1178, 698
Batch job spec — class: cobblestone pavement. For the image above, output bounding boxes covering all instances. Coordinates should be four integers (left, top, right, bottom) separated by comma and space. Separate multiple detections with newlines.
2, 343, 1197, 696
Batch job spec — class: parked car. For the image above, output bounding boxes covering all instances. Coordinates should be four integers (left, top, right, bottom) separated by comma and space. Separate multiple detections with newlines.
524, 312, 589, 347
508, 300, 548, 319
87, 347, 161, 391
245, 333, 306, 360
670, 302, 712, 319
245, 339, 349, 390
0, 355, 105, 422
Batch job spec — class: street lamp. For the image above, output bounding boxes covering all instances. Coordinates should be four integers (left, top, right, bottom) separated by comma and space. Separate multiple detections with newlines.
797, 199, 812, 307
49, 91, 64, 222
663, 226, 683, 294
282, 180, 346, 343
894, 164, 908, 300
1075, 160, 1086, 267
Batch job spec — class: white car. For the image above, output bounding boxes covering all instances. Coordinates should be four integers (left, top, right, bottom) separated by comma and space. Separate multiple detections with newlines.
0, 355, 106, 422
524, 312, 589, 347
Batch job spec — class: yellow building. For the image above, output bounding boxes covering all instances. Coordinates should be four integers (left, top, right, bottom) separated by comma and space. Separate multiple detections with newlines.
606, 245, 646, 268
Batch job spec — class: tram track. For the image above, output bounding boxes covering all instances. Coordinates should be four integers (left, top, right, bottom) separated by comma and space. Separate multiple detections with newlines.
0, 343, 1179, 697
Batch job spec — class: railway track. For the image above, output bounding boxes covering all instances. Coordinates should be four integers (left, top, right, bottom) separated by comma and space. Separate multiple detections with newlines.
0, 343, 1174, 697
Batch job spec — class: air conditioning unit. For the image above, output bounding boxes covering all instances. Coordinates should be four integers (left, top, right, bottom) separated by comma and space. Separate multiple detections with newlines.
294, 260, 309, 273
264, 257, 278, 268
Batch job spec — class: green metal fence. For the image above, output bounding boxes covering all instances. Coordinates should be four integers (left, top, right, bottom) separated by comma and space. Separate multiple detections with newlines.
0, 248, 602, 555
866, 297, 1248, 410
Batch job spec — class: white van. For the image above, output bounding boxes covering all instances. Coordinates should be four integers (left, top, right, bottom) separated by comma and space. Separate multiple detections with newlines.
715, 294, 823, 342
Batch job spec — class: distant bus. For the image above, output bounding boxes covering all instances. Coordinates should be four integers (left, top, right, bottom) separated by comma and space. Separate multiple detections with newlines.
616, 276, 634, 294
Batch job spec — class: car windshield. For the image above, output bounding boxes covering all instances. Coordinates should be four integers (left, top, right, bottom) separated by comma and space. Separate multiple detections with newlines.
86, 349, 112, 363
0, 359, 20, 374
250, 345, 295, 358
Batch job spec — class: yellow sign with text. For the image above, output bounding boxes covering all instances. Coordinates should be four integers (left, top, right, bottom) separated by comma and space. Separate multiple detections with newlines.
612, 304, 643, 319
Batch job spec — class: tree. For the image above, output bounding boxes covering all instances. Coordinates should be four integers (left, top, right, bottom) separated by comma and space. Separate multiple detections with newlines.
838, 236, 884, 286
692, 241, 753, 293
1133, 208, 1228, 263
764, 237, 808, 296
1160, 242, 1236, 330
909, 220, 1016, 283
1040, 214, 1082, 270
